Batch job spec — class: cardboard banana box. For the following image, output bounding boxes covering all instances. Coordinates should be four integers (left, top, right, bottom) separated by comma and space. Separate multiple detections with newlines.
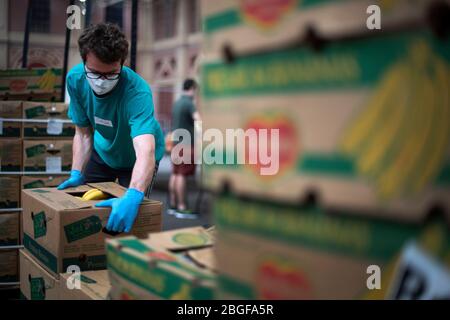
21, 182, 163, 277
0, 177, 21, 209
23, 139, 72, 173
107, 227, 216, 300
0, 211, 20, 246
0, 68, 62, 98
22, 102, 74, 138
20, 250, 59, 300
0, 249, 19, 283
0, 138, 22, 172
201, 0, 432, 59
59, 269, 111, 300
0, 101, 22, 138
201, 30, 450, 222
214, 195, 450, 299
22, 175, 69, 189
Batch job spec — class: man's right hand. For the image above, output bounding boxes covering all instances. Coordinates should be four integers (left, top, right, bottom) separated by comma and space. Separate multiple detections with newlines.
57, 170, 85, 190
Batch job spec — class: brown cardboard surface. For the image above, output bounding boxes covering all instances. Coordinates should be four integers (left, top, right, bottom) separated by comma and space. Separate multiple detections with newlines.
187, 247, 216, 271
21, 182, 162, 276
201, 0, 426, 59
22, 101, 74, 138
0, 139, 22, 171
23, 139, 72, 172
216, 229, 371, 299
0, 211, 20, 245
201, 90, 450, 223
59, 269, 111, 300
19, 250, 59, 300
0, 101, 22, 138
0, 250, 18, 283
0, 176, 21, 209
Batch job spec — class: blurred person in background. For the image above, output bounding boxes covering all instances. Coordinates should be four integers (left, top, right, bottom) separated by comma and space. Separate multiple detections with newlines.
58, 23, 165, 233
168, 79, 201, 218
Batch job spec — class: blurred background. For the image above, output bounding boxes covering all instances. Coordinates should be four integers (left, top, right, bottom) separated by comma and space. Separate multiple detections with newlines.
0, 0, 449, 300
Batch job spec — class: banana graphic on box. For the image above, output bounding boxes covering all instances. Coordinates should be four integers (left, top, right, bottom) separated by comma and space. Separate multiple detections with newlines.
79, 188, 109, 201
341, 41, 450, 199
37, 69, 57, 92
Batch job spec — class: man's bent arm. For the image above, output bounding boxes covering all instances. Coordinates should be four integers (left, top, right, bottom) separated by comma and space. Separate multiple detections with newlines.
72, 126, 93, 172
129, 134, 156, 192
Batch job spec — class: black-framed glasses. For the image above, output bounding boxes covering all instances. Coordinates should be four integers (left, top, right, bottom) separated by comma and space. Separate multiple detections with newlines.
84, 64, 122, 80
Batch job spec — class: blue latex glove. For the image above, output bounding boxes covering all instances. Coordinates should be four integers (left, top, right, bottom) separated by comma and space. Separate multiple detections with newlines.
95, 188, 144, 233
57, 170, 85, 190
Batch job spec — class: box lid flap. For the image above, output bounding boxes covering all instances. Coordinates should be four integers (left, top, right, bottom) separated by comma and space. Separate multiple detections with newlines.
23, 188, 91, 210
186, 247, 216, 271
86, 182, 126, 198
145, 227, 213, 251
86, 182, 162, 205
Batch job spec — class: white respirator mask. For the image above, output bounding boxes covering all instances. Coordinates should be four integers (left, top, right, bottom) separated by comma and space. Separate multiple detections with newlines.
85, 65, 121, 96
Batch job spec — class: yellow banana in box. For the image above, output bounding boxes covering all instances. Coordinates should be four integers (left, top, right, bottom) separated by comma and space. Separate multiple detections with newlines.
80, 188, 109, 201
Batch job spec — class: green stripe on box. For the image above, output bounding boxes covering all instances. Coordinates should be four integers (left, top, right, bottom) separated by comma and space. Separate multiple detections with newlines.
0, 68, 62, 77
23, 233, 57, 274
106, 243, 214, 299
218, 275, 254, 299
298, 153, 355, 177
214, 196, 426, 261
435, 164, 450, 186
202, 31, 449, 99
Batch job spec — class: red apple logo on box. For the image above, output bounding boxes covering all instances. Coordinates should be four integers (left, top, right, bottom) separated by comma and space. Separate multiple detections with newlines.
256, 258, 312, 299
10, 79, 28, 92
240, 0, 296, 30
244, 113, 299, 178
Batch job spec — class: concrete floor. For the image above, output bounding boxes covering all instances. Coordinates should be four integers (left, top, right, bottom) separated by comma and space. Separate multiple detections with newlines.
150, 186, 214, 231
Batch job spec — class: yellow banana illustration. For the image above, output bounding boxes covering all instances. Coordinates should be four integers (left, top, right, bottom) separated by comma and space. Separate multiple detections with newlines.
340, 40, 450, 200
81, 188, 109, 201
170, 284, 191, 300
340, 65, 404, 155
376, 61, 433, 197
38, 69, 57, 92
412, 58, 450, 193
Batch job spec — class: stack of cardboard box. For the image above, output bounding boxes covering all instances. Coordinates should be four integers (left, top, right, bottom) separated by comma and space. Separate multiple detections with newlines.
200, 0, 450, 299
19, 182, 163, 299
1, 100, 74, 287
106, 226, 216, 300
0, 101, 23, 285
0, 68, 63, 101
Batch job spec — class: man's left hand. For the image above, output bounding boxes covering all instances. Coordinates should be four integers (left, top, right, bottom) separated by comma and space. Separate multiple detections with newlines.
95, 188, 144, 233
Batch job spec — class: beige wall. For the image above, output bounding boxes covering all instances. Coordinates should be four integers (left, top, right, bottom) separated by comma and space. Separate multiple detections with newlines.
0, 0, 202, 130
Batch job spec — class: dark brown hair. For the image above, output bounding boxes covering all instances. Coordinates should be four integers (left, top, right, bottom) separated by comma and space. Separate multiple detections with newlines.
78, 23, 129, 64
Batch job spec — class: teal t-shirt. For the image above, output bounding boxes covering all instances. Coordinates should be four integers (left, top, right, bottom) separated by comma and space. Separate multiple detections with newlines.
67, 63, 164, 169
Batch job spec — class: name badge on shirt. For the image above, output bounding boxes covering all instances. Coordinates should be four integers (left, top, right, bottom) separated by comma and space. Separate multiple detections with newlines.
94, 116, 113, 127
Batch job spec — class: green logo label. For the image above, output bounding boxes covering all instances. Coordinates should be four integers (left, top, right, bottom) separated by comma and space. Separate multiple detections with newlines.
31, 189, 50, 193
25, 106, 46, 119
172, 232, 209, 246
33, 211, 47, 239
64, 215, 103, 243
26, 144, 46, 158
24, 180, 45, 189
30, 277, 46, 300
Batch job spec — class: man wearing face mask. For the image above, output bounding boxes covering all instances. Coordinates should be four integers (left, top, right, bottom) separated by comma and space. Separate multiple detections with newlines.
57, 23, 164, 233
